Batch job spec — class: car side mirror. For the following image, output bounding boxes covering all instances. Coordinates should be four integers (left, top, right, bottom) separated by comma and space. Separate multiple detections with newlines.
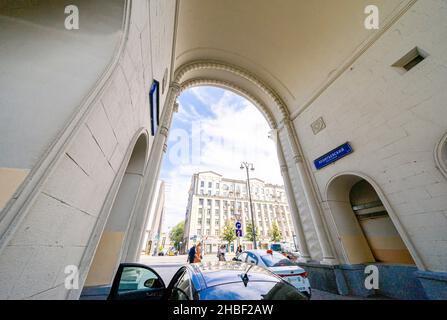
169, 287, 190, 301
144, 278, 155, 288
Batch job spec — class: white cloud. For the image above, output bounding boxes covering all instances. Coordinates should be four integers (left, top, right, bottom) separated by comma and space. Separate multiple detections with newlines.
161, 88, 283, 232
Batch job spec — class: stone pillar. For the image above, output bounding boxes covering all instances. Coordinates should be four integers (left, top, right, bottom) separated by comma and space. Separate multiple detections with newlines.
272, 129, 311, 262
124, 82, 181, 261
282, 119, 338, 265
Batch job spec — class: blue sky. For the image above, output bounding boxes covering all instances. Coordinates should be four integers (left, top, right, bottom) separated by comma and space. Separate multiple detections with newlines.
159, 86, 283, 232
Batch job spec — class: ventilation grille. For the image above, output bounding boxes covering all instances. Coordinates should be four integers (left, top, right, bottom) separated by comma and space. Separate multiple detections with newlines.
392, 47, 427, 72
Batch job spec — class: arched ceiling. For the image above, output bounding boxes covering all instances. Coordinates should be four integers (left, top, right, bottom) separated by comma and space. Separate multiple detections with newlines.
174, 0, 411, 117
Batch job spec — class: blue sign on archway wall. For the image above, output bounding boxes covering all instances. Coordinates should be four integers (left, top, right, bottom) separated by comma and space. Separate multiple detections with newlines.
314, 142, 353, 170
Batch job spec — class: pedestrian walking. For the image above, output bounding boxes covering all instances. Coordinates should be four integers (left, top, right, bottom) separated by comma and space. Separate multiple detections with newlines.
236, 245, 242, 254
194, 242, 203, 263
217, 245, 226, 261
187, 244, 196, 264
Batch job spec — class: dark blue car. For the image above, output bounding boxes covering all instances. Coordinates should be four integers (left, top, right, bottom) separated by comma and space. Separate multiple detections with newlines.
107, 261, 308, 300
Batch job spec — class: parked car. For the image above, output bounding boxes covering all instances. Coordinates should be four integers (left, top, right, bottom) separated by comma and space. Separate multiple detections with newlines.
234, 249, 311, 298
270, 243, 302, 261
167, 247, 179, 256
107, 261, 309, 300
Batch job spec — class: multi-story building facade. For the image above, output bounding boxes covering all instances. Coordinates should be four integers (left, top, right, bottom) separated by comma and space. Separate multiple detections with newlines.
141, 181, 165, 256
183, 172, 294, 253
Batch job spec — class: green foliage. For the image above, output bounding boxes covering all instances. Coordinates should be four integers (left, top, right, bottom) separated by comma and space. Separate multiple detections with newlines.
245, 222, 259, 242
221, 220, 236, 244
269, 222, 282, 243
169, 221, 185, 248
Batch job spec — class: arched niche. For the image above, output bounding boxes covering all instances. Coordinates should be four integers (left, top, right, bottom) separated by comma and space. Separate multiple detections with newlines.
435, 132, 447, 179
84, 133, 148, 287
326, 173, 416, 266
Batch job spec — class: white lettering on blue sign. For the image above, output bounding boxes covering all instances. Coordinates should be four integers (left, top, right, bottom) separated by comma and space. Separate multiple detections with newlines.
314, 143, 353, 170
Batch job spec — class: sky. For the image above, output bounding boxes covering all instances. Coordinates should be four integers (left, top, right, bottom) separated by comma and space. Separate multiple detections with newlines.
159, 86, 283, 232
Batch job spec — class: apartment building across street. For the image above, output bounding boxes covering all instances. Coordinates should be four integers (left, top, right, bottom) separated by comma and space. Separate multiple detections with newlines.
183, 171, 295, 253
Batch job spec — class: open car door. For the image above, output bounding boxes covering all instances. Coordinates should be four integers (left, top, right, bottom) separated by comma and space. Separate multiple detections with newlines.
108, 263, 166, 300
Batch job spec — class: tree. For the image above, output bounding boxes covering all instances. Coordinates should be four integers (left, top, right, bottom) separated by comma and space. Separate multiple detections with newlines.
269, 222, 282, 243
169, 221, 185, 249
245, 222, 259, 242
221, 219, 236, 246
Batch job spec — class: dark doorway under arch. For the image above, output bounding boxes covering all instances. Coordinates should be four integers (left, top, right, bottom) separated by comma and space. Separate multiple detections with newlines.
326, 174, 415, 265
349, 180, 414, 264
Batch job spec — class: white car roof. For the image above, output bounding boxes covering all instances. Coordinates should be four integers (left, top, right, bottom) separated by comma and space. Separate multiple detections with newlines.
245, 249, 281, 256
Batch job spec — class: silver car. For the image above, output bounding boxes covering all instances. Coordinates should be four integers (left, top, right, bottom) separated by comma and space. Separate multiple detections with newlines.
234, 249, 312, 298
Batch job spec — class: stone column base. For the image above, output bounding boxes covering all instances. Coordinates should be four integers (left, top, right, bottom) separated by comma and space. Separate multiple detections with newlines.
416, 270, 447, 300
297, 262, 434, 299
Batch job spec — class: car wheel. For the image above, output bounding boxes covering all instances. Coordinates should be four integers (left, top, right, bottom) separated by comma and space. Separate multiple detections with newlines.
303, 288, 312, 300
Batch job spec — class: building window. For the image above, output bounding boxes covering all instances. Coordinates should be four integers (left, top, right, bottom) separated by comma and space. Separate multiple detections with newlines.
208, 182, 212, 188
215, 230, 219, 236
216, 183, 220, 189
207, 199, 212, 206
197, 229, 202, 236
198, 208, 203, 214
206, 219, 211, 225
199, 198, 204, 206
200, 181, 205, 188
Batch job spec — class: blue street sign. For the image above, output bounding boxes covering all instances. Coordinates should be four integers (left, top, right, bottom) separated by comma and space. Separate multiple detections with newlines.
235, 221, 242, 230
236, 229, 243, 237
314, 142, 353, 170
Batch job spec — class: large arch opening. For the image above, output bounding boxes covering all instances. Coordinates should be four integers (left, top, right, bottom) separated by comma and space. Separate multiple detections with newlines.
84, 133, 148, 288
326, 174, 415, 265
149, 85, 298, 262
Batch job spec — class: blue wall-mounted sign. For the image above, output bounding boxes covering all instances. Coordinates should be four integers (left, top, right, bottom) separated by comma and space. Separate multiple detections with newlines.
314, 142, 353, 170
149, 80, 160, 136
236, 229, 243, 237
235, 221, 242, 230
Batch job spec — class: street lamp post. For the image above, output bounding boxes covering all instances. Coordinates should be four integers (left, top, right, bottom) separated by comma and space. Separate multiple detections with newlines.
240, 162, 257, 250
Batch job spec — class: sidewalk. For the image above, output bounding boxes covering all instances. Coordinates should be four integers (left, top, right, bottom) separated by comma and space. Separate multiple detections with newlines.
139, 253, 235, 265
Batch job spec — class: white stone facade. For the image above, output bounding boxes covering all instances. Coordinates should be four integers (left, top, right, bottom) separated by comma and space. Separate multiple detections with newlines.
0, 0, 177, 299
293, 0, 447, 271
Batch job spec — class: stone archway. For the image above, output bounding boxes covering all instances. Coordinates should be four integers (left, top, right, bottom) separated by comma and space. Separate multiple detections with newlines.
144, 60, 341, 265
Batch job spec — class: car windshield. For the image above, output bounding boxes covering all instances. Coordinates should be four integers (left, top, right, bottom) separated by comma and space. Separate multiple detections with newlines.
261, 253, 295, 267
